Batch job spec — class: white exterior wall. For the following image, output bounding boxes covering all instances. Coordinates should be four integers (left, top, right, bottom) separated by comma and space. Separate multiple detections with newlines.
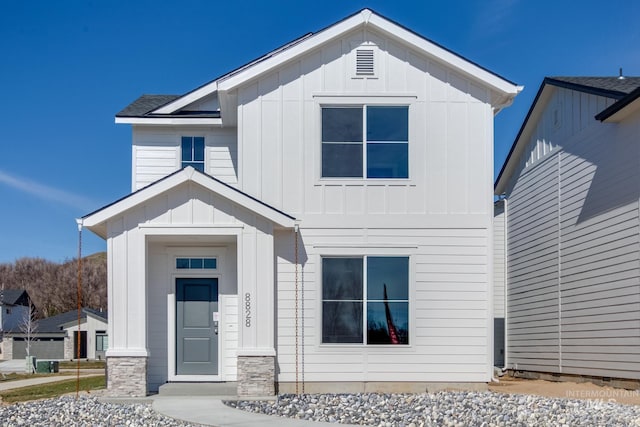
117, 26, 505, 385
132, 127, 237, 190
104, 180, 280, 390
64, 315, 108, 360
241, 29, 496, 382
275, 227, 491, 382
236, 29, 494, 222
504, 87, 640, 379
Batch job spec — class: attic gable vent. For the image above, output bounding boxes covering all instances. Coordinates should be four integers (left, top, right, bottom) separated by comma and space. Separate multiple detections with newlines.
356, 49, 375, 76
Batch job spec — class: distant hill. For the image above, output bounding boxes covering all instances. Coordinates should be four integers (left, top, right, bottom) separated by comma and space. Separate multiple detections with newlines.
0, 252, 107, 318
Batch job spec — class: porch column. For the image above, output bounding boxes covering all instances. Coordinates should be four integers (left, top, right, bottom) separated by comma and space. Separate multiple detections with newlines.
104, 223, 148, 397
237, 219, 276, 396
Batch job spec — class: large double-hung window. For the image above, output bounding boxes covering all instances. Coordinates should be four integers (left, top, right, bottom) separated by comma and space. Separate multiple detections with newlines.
321, 106, 408, 179
322, 256, 409, 345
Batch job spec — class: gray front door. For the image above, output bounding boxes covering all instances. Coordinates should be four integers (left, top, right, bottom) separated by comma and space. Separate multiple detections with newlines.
176, 278, 219, 375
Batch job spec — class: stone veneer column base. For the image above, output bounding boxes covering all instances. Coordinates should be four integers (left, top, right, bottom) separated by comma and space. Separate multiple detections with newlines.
106, 356, 147, 397
237, 355, 275, 396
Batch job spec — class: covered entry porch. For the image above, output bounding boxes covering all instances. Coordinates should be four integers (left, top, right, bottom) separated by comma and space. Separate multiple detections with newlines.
82, 167, 295, 397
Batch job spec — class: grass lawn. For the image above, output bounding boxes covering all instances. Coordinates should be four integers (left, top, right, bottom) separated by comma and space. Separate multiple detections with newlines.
58, 360, 106, 369
0, 372, 72, 382
0, 375, 106, 404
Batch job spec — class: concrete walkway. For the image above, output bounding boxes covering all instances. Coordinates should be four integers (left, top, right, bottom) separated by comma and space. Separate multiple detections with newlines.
151, 396, 337, 427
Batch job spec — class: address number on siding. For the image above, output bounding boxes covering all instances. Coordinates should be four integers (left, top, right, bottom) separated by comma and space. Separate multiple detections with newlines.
244, 293, 252, 327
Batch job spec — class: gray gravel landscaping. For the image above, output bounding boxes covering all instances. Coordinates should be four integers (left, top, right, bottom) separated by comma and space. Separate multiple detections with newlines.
0, 396, 199, 427
227, 391, 640, 427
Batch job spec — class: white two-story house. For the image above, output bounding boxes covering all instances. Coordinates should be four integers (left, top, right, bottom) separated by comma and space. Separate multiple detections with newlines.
82, 9, 521, 397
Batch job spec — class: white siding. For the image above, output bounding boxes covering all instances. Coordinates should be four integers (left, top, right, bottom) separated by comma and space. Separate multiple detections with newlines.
275, 227, 491, 383
504, 87, 640, 379
132, 127, 238, 191
237, 27, 493, 226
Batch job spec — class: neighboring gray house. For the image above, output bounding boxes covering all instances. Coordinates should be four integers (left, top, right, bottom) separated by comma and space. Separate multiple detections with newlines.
495, 76, 640, 381
0, 289, 31, 333
1, 308, 108, 360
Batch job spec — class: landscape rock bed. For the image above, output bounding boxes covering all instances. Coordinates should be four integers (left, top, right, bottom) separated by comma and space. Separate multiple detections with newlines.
0, 396, 198, 427
227, 391, 640, 426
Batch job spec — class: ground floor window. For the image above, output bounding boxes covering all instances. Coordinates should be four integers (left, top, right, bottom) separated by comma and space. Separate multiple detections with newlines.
96, 331, 108, 352
322, 256, 409, 345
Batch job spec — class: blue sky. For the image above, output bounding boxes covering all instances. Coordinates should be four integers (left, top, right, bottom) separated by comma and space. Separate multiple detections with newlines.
1, 0, 639, 262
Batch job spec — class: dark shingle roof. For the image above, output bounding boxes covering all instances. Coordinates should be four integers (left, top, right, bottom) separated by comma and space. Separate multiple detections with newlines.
36, 310, 82, 333
116, 95, 180, 117
548, 77, 640, 99
8, 307, 107, 333
596, 86, 640, 121
83, 307, 108, 322
116, 94, 222, 118
495, 76, 640, 193
1, 289, 29, 306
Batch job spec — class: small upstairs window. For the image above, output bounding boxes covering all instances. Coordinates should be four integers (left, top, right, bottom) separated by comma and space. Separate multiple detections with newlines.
181, 136, 205, 172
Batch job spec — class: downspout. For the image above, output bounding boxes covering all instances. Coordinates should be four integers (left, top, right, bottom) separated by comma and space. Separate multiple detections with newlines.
75, 218, 83, 398
503, 197, 509, 373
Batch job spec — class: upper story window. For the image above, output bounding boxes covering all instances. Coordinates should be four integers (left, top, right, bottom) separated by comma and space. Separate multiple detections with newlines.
322, 256, 409, 345
321, 106, 408, 179
181, 136, 205, 172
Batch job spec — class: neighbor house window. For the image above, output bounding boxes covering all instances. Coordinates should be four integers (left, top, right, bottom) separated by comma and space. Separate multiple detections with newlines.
321, 106, 408, 179
322, 256, 409, 345
96, 331, 108, 351
176, 257, 217, 269
181, 136, 205, 172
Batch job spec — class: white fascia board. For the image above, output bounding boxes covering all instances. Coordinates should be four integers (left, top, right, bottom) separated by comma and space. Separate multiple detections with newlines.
217, 13, 365, 91
367, 14, 521, 97
114, 117, 222, 125
82, 170, 192, 228
153, 81, 219, 114
83, 168, 295, 232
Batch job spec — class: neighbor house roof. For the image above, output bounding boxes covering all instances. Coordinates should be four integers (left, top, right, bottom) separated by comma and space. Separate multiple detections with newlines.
10, 307, 108, 334
0, 289, 30, 307
81, 167, 296, 238
495, 76, 640, 194
117, 8, 521, 125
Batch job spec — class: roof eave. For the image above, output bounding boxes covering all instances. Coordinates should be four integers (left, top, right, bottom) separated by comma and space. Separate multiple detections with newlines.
596, 86, 640, 122
115, 117, 223, 125
153, 9, 520, 115
81, 168, 296, 239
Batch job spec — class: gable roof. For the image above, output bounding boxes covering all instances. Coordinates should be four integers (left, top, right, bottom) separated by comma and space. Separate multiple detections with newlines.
495, 76, 640, 195
1, 289, 30, 306
546, 77, 640, 99
596, 85, 640, 122
118, 8, 521, 123
81, 167, 296, 238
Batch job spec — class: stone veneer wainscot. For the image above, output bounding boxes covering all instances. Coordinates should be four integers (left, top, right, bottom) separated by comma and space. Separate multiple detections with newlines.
107, 356, 147, 397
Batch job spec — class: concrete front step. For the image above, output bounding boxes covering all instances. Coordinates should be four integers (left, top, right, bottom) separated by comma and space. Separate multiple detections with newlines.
158, 382, 238, 396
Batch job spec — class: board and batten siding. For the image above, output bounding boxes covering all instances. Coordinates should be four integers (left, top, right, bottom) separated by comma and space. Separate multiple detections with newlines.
132, 127, 238, 191
275, 227, 492, 383
504, 86, 640, 379
236, 27, 494, 228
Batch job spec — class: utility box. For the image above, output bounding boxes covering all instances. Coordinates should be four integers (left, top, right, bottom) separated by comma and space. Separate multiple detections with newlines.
36, 360, 59, 373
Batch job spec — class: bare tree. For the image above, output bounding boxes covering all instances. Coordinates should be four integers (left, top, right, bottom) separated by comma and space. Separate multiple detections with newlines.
19, 298, 38, 372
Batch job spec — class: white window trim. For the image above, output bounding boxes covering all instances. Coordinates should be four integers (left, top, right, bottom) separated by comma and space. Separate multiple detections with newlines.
315, 250, 415, 351
180, 135, 207, 172
314, 95, 416, 186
